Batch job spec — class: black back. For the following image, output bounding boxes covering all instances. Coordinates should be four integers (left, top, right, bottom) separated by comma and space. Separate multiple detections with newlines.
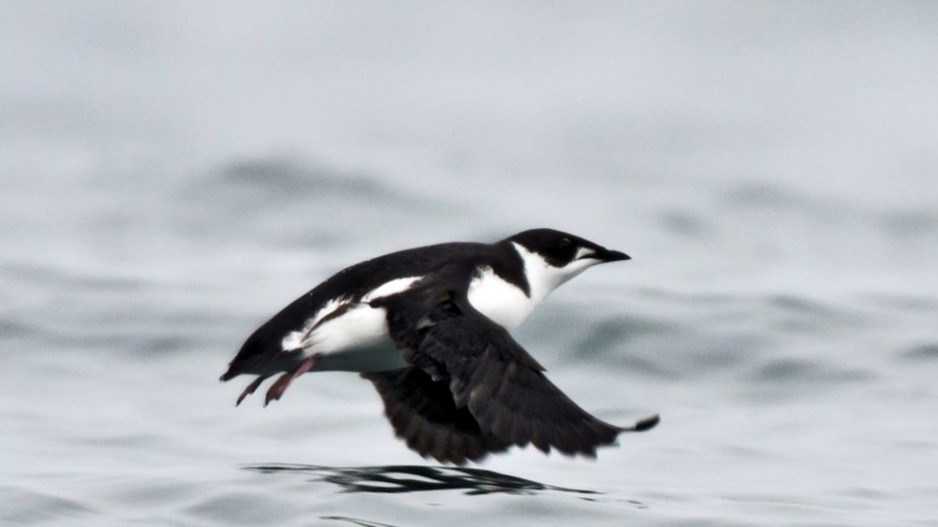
221, 239, 526, 380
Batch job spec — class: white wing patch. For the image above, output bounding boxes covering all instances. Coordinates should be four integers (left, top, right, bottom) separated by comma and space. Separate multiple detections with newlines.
281, 296, 350, 351
281, 276, 423, 356
299, 303, 389, 355
361, 276, 424, 302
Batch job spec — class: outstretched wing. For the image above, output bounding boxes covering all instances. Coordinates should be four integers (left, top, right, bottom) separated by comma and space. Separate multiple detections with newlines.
361, 367, 510, 465
367, 277, 657, 463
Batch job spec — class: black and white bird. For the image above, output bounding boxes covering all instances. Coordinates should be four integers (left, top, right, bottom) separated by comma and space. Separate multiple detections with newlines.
221, 228, 659, 464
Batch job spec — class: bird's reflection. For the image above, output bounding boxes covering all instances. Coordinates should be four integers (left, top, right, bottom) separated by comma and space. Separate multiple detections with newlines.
244, 463, 601, 496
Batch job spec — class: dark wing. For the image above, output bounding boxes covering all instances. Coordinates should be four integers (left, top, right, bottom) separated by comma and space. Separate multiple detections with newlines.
368, 278, 658, 463
361, 367, 510, 465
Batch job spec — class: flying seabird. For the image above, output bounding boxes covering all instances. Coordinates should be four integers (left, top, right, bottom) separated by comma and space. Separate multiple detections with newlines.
221, 228, 659, 464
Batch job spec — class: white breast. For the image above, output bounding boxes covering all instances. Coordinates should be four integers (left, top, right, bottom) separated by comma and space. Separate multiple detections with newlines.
467, 266, 535, 330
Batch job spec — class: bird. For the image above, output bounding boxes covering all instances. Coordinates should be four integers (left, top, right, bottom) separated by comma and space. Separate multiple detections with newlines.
221, 228, 659, 464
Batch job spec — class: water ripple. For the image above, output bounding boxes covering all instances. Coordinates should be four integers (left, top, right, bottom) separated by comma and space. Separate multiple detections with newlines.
901, 343, 938, 362
243, 464, 600, 497
0, 487, 96, 525
750, 358, 872, 384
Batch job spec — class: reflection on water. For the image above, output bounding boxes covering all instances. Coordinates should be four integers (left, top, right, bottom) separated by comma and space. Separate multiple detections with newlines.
244, 464, 601, 496
320, 515, 401, 527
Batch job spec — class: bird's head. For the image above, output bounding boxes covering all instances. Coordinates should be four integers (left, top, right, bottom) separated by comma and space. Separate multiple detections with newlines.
503, 228, 630, 302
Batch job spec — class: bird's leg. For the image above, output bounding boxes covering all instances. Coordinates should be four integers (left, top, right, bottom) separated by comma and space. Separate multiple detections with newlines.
264, 356, 317, 406
236, 375, 271, 406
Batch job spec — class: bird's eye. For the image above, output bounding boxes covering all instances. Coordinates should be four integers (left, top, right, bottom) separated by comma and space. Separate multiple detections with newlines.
555, 237, 577, 261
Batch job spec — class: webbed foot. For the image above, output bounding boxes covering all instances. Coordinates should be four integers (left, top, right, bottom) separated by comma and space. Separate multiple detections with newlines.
264, 356, 317, 406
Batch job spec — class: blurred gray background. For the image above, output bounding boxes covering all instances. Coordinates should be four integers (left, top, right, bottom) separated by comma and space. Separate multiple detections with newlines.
3, 2, 937, 526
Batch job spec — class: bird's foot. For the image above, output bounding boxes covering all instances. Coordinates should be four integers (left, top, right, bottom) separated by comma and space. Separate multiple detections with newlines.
236, 375, 271, 406
264, 356, 317, 406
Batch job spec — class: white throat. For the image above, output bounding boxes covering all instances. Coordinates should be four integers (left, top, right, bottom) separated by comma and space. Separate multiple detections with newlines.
511, 242, 599, 304
466, 242, 599, 330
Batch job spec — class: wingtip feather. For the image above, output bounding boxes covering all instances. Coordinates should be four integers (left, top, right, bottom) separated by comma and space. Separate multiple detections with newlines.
632, 414, 660, 432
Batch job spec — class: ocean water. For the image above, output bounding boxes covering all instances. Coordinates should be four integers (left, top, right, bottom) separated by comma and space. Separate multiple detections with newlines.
3, 2, 938, 526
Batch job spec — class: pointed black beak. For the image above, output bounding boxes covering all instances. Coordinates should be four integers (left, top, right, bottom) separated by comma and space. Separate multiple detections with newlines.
600, 249, 631, 262
581, 247, 630, 262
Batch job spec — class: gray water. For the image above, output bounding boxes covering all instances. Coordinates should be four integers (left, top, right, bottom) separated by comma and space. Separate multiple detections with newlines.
3, 2, 938, 526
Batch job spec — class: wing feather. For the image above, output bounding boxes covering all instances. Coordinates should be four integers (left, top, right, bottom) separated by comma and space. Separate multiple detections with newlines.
361, 367, 509, 464
369, 277, 655, 461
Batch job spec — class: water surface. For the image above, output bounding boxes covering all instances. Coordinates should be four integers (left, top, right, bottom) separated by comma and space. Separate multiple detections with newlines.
3, 2, 938, 526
